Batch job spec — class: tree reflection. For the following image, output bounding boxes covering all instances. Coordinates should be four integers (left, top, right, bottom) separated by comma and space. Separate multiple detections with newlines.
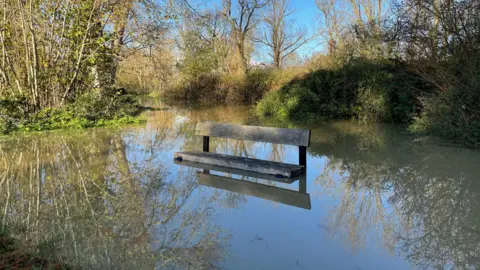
310, 121, 480, 269
0, 129, 231, 269
5, 103, 479, 269
138, 107, 480, 269
391, 155, 480, 269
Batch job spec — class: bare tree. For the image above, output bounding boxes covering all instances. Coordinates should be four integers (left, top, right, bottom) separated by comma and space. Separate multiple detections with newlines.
257, 0, 313, 68
348, 0, 386, 25
221, 0, 268, 74
316, 0, 347, 55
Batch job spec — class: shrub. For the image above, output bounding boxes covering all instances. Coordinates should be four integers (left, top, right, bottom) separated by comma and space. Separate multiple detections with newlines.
0, 98, 29, 134
256, 84, 321, 121
355, 67, 419, 123
73, 88, 142, 120
0, 89, 144, 134
410, 64, 480, 148
164, 68, 307, 105
165, 74, 226, 104
254, 58, 420, 123
225, 69, 270, 104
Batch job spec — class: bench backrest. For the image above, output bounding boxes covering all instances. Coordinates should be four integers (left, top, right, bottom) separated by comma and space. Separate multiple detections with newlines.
196, 122, 310, 147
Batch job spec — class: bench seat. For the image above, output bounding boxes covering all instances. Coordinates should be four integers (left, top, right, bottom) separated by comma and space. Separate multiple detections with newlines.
173, 160, 300, 183
174, 151, 305, 178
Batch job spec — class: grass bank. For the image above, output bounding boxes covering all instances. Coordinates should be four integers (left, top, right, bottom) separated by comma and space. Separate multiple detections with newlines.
0, 89, 145, 135
254, 58, 424, 123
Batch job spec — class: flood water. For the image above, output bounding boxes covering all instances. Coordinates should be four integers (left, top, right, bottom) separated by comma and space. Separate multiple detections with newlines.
1, 97, 479, 269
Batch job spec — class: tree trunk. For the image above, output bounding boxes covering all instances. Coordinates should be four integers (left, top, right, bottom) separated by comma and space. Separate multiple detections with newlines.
273, 50, 281, 68
430, 0, 440, 62
237, 38, 249, 74
111, 0, 133, 85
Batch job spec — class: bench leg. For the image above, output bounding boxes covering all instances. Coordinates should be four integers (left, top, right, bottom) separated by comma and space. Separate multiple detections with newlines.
202, 136, 210, 173
299, 146, 307, 166
203, 136, 210, 152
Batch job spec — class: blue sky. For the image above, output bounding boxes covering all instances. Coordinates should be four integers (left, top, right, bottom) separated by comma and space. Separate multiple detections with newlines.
190, 0, 326, 63
273, 0, 325, 60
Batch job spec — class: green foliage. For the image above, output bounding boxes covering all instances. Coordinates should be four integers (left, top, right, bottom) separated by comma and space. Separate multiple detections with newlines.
355, 66, 419, 123
0, 98, 29, 134
74, 88, 142, 120
0, 89, 144, 134
178, 29, 227, 80
1, 0, 118, 109
255, 58, 420, 123
255, 84, 322, 122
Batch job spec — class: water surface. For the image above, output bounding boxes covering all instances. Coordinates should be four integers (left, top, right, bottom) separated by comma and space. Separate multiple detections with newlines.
1, 98, 479, 269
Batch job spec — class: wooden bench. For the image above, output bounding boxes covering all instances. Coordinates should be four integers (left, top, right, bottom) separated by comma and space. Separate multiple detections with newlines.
174, 122, 310, 178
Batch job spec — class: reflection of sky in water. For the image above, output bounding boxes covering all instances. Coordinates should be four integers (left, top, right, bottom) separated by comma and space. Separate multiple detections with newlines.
1, 99, 480, 269
122, 105, 414, 269
144, 142, 408, 269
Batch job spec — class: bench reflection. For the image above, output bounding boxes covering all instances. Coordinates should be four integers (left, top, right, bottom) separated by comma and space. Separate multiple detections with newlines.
175, 160, 311, 210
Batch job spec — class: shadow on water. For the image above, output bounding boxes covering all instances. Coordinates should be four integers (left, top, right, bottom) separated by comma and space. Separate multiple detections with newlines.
0, 100, 479, 269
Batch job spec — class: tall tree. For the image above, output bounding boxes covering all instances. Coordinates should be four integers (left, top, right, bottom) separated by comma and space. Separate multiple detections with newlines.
178, 9, 231, 78
109, 0, 174, 84
0, 0, 108, 108
110, 0, 135, 84
0, 0, 176, 109
316, 0, 347, 55
221, 0, 268, 74
316, 0, 388, 59
258, 0, 312, 68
